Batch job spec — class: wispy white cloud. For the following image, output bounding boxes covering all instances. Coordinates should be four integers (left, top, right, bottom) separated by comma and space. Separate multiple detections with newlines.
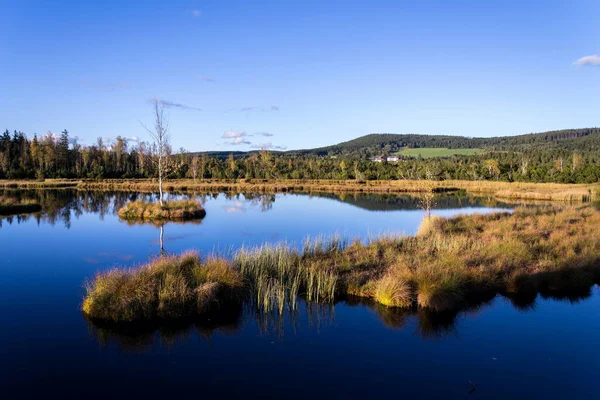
222, 201, 247, 214
100, 137, 116, 147
573, 55, 600, 67
153, 98, 202, 111
192, 9, 202, 17
251, 142, 287, 150
221, 130, 279, 147
227, 137, 251, 145
41, 131, 80, 146
89, 136, 139, 149
240, 105, 280, 112
222, 130, 248, 139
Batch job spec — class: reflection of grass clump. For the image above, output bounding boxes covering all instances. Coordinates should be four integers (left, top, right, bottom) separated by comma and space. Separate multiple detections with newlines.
234, 245, 338, 315
117, 200, 206, 221
0, 196, 42, 215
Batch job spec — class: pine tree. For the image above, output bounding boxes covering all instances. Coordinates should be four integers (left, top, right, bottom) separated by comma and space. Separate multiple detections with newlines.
58, 129, 70, 175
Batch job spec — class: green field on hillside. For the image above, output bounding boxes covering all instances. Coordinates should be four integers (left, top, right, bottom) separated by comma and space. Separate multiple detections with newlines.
398, 147, 483, 158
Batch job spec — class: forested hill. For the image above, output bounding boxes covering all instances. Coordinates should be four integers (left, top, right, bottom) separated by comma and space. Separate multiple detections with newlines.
286, 134, 484, 157
286, 128, 600, 157
191, 134, 471, 159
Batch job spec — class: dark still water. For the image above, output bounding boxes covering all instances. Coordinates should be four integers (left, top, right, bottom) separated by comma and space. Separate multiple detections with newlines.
1, 190, 599, 399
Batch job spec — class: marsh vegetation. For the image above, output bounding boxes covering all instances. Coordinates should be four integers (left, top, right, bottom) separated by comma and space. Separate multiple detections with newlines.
117, 199, 206, 222
83, 204, 600, 322
82, 252, 244, 322
3, 178, 597, 203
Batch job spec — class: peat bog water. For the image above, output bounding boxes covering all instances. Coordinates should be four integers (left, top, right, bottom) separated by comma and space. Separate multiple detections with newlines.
1, 190, 599, 399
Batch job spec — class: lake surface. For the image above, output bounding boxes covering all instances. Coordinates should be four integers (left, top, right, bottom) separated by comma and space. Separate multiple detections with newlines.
1, 190, 599, 399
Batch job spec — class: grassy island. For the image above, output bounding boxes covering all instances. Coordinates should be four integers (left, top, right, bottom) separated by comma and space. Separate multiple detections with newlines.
117, 199, 206, 222
83, 205, 600, 322
83, 252, 244, 321
0, 196, 42, 215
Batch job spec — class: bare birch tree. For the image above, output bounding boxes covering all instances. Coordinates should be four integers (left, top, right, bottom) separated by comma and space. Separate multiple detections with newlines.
141, 98, 170, 206
191, 156, 199, 181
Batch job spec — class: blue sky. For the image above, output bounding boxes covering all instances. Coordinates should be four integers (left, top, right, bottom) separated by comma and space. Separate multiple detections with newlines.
1, 0, 598, 151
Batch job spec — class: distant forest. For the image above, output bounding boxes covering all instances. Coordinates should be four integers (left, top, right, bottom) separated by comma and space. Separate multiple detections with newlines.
286, 128, 600, 156
1, 128, 600, 183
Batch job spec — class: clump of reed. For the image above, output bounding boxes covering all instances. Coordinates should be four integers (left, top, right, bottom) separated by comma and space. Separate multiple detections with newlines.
82, 252, 244, 322
117, 199, 206, 221
374, 274, 412, 308
0, 196, 42, 215
234, 243, 339, 315
234, 244, 301, 315
302, 234, 347, 257
413, 264, 466, 311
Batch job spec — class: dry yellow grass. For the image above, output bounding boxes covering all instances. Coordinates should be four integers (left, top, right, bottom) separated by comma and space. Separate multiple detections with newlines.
374, 274, 412, 308
117, 199, 206, 221
0, 179, 78, 188
3, 178, 597, 202
82, 252, 244, 322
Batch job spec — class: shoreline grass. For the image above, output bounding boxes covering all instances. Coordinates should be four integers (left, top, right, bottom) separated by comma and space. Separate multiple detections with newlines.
0, 196, 42, 215
2, 178, 598, 202
83, 205, 600, 322
117, 199, 206, 221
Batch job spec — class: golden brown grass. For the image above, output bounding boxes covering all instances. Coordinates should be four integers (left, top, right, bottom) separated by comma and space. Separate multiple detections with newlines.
117, 199, 206, 221
4, 178, 597, 202
312, 205, 600, 311
82, 252, 244, 322
83, 205, 600, 321
83, 179, 599, 202
0, 179, 79, 188
374, 274, 412, 307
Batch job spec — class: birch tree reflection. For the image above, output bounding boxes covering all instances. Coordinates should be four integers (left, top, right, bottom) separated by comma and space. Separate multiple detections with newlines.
159, 224, 165, 256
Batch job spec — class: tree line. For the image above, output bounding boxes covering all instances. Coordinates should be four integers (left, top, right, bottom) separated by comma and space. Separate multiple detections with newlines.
1, 128, 600, 183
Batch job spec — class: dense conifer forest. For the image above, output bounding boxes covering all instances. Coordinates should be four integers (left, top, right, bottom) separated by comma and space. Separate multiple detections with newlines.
1, 128, 599, 183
